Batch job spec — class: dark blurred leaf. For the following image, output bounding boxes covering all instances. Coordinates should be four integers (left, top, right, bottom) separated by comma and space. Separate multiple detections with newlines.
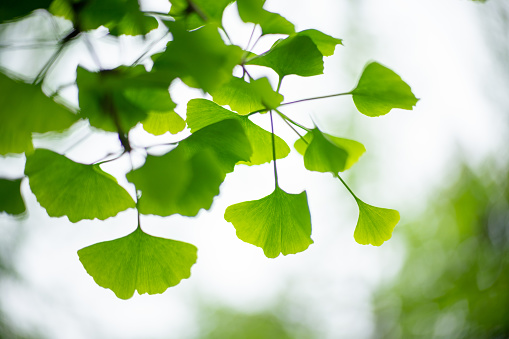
79, 227, 197, 299
0, 178, 26, 215
0, 0, 52, 22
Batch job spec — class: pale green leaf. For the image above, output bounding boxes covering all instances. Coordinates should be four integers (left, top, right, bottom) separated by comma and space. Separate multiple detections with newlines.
236, 0, 295, 35
0, 72, 78, 155
210, 77, 283, 115
294, 128, 365, 173
0, 178, 26, 215
351, 62, 419, 117
247, 35, 324, 78
25, 149, 135, 222
186, 99, 289, 165
78, 227, 197, 299
141, 111, 185, 135
224, 186, 313, 258
297, 29, 343, 56
354, 198, 400, 246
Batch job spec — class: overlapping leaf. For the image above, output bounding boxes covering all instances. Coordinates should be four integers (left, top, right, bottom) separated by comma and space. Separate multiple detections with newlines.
169, 0, 232, 29
77, 66, 180, 134
154, 23, 242, 92
296, 29, 343, 56
224, 186, 313, 258
50, 0, 158, 36
247, 35, 324, 78
25, 149, 135, 222
78, 227, 197, 299
350, 62, 419, 117
354, 198, 400, 246
186, 99, 290, 165
236, 0, 295, 35
0, 72, 78, 155
0, 178, 26, 215
128, 119, 251, 217
294, 128, 365, 173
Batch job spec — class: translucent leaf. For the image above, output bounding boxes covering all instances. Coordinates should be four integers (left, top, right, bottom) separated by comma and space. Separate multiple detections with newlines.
170, 0, 232, 29
354, 198, 400, 246
224, 186, 313, 258
0, 0, 52, 22
247, 35, 324, 78
0, 72, 78, 155
294, 128, 365, 173
210, 77, 283, 115
78, 227, 197, 299
127, 147, 224, 217
351, 62, 419, 117
25, 149, 135, 222
141, 112, 185, 135
0, 178, 26, 215
154, 23, 242, 92
77, 66, 174, 133
297, 29, 342, 57
186, 99, 290, 165
236, 0, 295, 35
50, 0, 158, 36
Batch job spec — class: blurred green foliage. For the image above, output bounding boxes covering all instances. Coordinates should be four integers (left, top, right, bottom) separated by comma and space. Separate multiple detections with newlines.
373, 164, 509, 338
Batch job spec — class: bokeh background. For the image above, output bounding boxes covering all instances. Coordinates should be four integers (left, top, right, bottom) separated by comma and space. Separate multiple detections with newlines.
1, 0, 508, 338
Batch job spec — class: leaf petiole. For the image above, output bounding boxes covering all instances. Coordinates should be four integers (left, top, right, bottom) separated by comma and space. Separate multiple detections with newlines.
280, 92, 351, 107
335, 173, 358, 200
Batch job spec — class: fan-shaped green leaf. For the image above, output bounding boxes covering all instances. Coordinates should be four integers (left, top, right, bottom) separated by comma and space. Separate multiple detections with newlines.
0, 72, 78, 155
170, 0, 232, 29
25, 149, 135, 222
354, 198, 400, 246
210, 77, 283, 115
186, 99, 289, 165
297, 29, 342, 57
0, 178, 26, 215
50, 0, 158, 36
236, 0, 295, 35
224, 186, 313, 258
351, 62, 419, 117
154, 23, 242, 92
294, 128, 365, 173
247, 35, 324, 78
141, 112, 185, 135
78, 227, 197, 299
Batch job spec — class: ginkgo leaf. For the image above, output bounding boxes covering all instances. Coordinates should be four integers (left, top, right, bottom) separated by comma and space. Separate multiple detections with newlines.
210, 77, 283, 115
78, 227, 197, 299
354, 198, 400, 246
0, 178, 26, 215
247, 35, 324, 78
127, 147, 224, 217
141, 111, 185, 135
169, 0, 232, 29
0, 0, 52, 22
294, 128, 365, 173
154, 23, 242, 92
25, 149, 135, 222
236, 0, 295, 35
224, 186, 313, 258
186, 99, 289, 165
0, 72, 78, 155
50, 0, 158, 36
351, 62, 419, 117
297, 29, 343, 57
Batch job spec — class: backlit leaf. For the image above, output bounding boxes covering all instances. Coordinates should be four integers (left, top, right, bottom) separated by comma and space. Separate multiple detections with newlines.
224, 186, 313, 258
0, 178, 26, 215
154, 23, 242, 92
247, 35, 324, 78
170, 0, 232, 29
186, 99, 289, 165
0, 72, 78, 155
78, 227, 197, 299
236, 0, 295, 35
210, 76, 283, 115
297, 29, 342, 57
25, 149, 135, 222
351, 62, 419, 117
141, 111, 185, 135
294, 128, 365, 173
354, 198, 400, 246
